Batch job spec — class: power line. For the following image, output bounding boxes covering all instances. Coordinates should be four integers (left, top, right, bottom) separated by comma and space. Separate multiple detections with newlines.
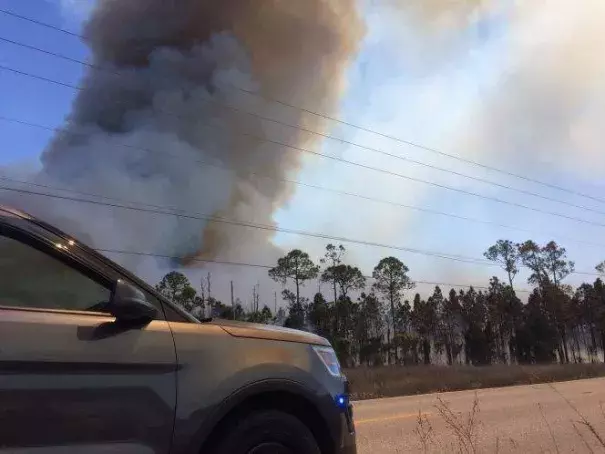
1, 9, 603, 206
97, 248, 533, 294
0, 12, 596, 292
0, 169, 601, 293
0, 8, 82, 38
3, 64, 605, 231
4, 114, 605, 250
0, 64, 79, 90
0, 35, 102, 70
2, 34, 605, 216
232, 85, 605, 205
2, 183, 600, 280
0, 184, 496, 266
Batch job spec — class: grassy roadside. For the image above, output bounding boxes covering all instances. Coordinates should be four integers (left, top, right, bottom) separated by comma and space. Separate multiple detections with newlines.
344, 363, 605, 400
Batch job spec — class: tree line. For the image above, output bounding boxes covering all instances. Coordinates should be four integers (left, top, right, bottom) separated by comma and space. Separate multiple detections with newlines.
155, 240, 605, 368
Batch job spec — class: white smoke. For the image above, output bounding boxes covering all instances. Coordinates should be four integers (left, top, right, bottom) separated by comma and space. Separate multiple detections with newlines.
462, 0, 605, 178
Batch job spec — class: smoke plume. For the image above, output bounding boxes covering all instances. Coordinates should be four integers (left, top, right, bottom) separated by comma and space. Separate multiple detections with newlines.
8, 0, 364, 271
383, 0, 605, 178
458, 0, 605, 177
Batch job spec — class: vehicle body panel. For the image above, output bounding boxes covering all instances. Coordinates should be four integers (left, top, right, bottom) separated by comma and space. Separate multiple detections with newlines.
168, 320, 355, 454
0, 207, 178, 453
0, 308, 176, 453
216, 319, 330, 346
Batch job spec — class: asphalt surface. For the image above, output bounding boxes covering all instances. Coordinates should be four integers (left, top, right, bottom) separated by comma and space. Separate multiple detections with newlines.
354, 377, 605, 453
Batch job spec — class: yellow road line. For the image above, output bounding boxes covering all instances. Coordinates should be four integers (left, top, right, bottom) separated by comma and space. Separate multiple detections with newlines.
355, 412, 431, 425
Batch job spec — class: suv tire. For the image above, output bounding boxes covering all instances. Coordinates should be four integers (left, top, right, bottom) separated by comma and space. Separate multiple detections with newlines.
212, 409, 321, 454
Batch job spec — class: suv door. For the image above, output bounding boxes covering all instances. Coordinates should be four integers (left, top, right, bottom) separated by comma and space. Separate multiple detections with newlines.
0, 225, 177, 454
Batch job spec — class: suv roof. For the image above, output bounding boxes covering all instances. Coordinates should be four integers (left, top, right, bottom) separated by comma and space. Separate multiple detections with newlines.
0, 205, 34, 220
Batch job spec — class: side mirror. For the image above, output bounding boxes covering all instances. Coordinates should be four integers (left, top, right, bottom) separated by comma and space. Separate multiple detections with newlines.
109, 279, 157, 323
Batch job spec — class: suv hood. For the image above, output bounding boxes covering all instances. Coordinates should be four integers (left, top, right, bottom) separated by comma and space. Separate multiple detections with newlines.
213, 319, 330, 346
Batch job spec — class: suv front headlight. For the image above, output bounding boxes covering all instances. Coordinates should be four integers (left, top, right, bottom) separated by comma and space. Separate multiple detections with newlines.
312, 346, 342, 377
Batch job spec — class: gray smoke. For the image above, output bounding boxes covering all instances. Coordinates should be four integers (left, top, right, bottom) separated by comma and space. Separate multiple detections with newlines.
7, 0, 364, 273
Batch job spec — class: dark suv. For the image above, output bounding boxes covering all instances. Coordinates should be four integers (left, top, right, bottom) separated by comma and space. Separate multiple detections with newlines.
0, 205, 356, 454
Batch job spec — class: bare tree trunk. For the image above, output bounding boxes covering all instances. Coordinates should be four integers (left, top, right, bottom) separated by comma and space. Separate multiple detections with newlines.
562, 330, 570, 364
390, 290, 398, 363
230, 281, 234, 320
590, 326, 598, 360
333, 281, 339, 336
570, 327, 579, 363
422, 339, 431, 365
509, 322, 518, 365
445, 339, 453, 366
207, 273, 212, 300
295, 278, 300, 307
386, 326, 391, 365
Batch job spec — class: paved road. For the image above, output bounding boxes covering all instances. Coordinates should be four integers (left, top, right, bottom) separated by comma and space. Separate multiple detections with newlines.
354, 378, 605, 453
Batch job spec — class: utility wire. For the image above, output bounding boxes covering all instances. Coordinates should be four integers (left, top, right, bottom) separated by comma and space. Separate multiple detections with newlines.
0, 8, 81, 37
0, 64, 79, 90
1, 7, 603, 205
233, 84, 605, 205
2, 35, 605, 217
3, 114, 605, 250
0, 12, 595, 288
0, 184, 495, 266
0, 171, 600, 289
2, 183, 600, 279
3, 64, 605, 230
96, 248, 533, 293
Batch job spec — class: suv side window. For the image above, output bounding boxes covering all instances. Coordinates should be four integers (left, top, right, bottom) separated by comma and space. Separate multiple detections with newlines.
0, 234, 111, 312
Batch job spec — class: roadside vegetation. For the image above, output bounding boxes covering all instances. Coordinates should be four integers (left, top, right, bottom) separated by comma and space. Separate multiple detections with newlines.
411, 385, 605, 454
344, 363, 605, 400
156, 240, 605, 395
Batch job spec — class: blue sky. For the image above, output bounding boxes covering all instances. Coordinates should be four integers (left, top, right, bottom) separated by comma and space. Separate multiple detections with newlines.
1, 1, 91, 163
1, 0, 605, 301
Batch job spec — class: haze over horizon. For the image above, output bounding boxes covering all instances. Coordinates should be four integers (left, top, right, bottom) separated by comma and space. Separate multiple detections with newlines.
1, 0, 604, 309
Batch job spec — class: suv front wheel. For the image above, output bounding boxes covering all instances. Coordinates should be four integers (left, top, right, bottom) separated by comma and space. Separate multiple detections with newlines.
213, 409, 321, 454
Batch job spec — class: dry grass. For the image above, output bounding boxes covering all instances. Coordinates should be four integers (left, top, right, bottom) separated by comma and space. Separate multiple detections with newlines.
407, 380, 605, 454
434, 393, 481, 454
546, 382, 605, 450
414, 384, 605, 454
345, 363, 605, 400
413, 410, 434, 453
413, 392, 497, 453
